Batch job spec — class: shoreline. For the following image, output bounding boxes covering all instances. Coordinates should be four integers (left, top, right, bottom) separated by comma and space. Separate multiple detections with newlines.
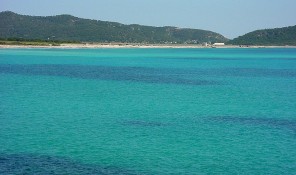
0, 43, 296, 49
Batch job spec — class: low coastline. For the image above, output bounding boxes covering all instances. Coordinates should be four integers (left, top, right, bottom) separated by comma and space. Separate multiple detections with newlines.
0, 43, 296, 49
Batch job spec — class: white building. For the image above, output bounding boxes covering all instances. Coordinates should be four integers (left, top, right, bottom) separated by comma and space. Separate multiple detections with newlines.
213, 43, 225, 46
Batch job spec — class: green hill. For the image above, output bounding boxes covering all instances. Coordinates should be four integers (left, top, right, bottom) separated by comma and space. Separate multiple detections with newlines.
228, 25, 296, 46
0, 11, 228, 44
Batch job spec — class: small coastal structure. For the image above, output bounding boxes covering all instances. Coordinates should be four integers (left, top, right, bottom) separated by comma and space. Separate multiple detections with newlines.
213, 43, 225, 46
202, 42, 209, 47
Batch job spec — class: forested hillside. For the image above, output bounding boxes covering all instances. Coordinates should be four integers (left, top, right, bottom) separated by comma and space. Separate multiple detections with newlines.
228, 25, 296, 46
0, 11, 228, 44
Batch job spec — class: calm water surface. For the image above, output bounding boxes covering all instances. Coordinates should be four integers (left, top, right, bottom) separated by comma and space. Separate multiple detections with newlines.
0, 48, 296, 174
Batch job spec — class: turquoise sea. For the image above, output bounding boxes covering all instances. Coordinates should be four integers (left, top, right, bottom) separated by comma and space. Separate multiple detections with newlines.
0, 48, 296, 174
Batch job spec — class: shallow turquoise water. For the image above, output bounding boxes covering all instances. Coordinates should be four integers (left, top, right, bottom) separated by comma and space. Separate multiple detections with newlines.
0, 48, 296, 174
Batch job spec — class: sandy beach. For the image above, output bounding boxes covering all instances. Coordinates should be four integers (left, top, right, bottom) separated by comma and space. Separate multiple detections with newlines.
0, 43, 296, 49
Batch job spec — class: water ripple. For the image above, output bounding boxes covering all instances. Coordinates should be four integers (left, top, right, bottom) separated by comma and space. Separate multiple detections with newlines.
121, 120, 168, 127
209, 116, 296, 132
0, 64, 218, 86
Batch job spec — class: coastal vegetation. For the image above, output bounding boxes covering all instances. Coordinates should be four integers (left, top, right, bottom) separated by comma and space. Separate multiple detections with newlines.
0, 38, 80, 46
228, 25, 296, 46
0, 11, 228, 44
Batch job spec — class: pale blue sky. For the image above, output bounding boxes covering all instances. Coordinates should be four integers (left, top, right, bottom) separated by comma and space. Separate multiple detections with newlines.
1, 0, 296, 38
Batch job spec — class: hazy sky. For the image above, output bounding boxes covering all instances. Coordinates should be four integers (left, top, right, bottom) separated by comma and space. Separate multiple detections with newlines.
1, 0, 296, 38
